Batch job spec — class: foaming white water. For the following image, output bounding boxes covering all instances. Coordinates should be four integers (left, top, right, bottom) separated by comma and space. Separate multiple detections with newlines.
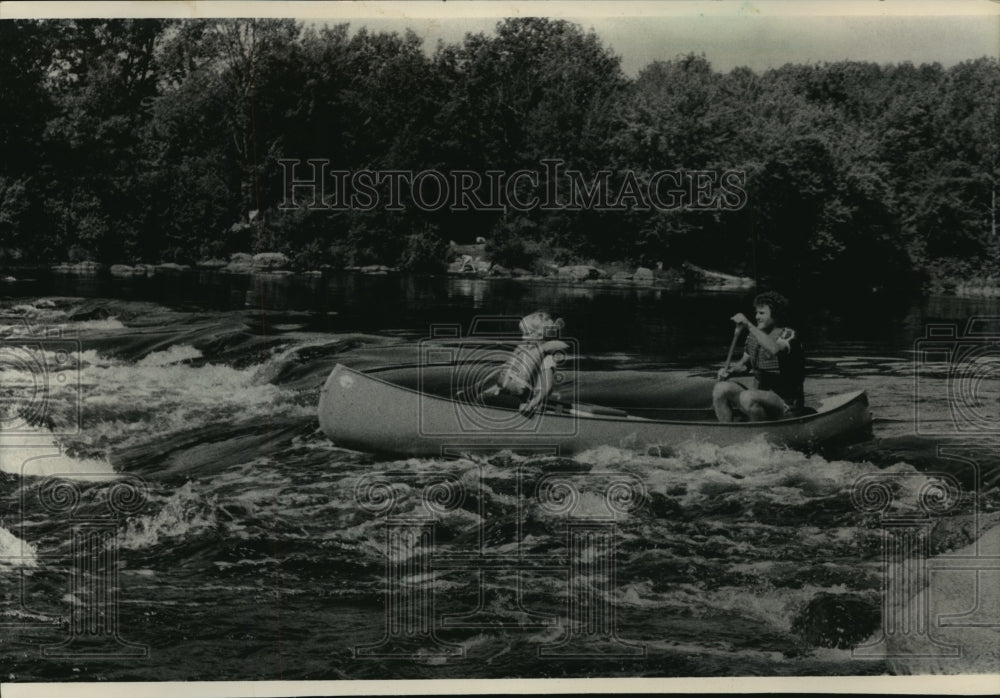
574, 439, 901, 507
71, 317, 126, 331
74, 349, 305, 449
78, 349, 292, 410
0, 526, 38, 569
119, 482, 219, 550
4, 302, 67, 327
249, 337, 355, 384
0, 428, 116, 479
136, 344, 202, 367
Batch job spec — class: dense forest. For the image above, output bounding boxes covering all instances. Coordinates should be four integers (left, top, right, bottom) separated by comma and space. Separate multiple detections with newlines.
1, 18, 997, 293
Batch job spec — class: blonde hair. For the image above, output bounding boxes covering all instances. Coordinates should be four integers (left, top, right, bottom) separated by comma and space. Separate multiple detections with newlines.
519, 311, 564, 339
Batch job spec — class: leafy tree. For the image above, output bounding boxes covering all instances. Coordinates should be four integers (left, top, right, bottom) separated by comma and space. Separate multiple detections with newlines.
36, 19, 168, 262
1, 16, 996, 296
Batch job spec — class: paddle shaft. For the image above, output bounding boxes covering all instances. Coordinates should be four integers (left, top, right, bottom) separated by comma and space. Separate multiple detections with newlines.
723, 325, 743, 373
549, 399, 628, 418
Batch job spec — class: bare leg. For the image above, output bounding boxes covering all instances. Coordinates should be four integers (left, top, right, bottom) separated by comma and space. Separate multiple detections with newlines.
713, 381, 743, 422
747, 402, 768, 421
738, 389, 788, 422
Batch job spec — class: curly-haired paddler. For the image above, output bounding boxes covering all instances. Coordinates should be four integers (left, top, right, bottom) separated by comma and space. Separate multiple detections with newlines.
713, 291, 807, 422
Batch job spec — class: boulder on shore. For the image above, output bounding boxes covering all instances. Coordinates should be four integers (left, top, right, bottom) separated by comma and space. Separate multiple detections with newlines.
558, 265, 601, 281
358, 264, 395, 275
223, 253, 254, 274
253, 252, 290, 270
53, 261, 104, 274
633, 267, 654, 284
107, 263, 158, 277
448, 254, 480, 274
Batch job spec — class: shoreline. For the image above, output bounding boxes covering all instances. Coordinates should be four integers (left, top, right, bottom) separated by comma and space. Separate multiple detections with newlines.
0, 259, 757, 293
2, 261, 999, 299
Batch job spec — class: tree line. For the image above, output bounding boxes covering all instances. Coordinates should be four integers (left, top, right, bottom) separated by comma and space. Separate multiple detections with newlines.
1, 18, 997, 293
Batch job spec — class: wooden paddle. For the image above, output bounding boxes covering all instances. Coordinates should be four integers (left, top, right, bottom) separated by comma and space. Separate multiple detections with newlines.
721, 323, 744, 378
551, 400, 629, 418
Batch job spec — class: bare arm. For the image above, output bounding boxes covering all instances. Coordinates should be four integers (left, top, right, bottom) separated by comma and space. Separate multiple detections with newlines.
731, 351, 751, 373
731, 313, 788, 355
718, 351, 750, 380
745, 324, 782, 354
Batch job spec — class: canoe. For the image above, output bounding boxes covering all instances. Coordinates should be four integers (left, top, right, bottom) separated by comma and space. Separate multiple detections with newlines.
366, 362, 721, 420
317, 363, 873, 457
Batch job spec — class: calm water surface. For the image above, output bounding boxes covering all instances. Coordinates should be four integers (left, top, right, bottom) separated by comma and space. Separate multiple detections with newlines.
1, 270, 998, 680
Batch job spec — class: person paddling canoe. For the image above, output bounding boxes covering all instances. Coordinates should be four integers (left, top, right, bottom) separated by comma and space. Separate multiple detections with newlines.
713, 291, 806, 422
478, 311, 569, 416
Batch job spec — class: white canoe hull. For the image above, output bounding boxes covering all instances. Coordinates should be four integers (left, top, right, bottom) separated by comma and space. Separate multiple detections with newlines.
317, 364, 873, 457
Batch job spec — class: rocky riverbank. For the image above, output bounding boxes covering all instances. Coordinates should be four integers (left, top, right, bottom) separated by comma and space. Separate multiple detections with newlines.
5, 252, 996, 298
53, 252, 299, 277
447, 242, 754, 290
882, 519, 1000, 674
17, 250, 757, 292
446, 261, 755, 291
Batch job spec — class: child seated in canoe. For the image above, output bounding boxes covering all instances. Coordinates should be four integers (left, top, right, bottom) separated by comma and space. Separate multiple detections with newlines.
713, 291, 806, 422
478, 311, 569, 416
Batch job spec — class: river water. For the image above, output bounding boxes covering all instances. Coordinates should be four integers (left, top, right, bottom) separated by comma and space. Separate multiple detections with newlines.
0, 270, 998, 681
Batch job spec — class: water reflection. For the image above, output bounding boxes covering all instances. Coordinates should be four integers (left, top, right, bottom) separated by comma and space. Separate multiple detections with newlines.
447, 278, 487, 305
9, 269, 1000, 362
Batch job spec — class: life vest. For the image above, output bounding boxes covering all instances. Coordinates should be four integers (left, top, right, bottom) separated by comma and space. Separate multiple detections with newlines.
746, 328, 804, 408
496, 340, 567, 397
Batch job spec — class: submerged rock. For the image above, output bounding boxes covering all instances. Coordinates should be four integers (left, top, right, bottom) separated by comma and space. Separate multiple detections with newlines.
68, 306, 114, 322
791, 592, 880, 649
